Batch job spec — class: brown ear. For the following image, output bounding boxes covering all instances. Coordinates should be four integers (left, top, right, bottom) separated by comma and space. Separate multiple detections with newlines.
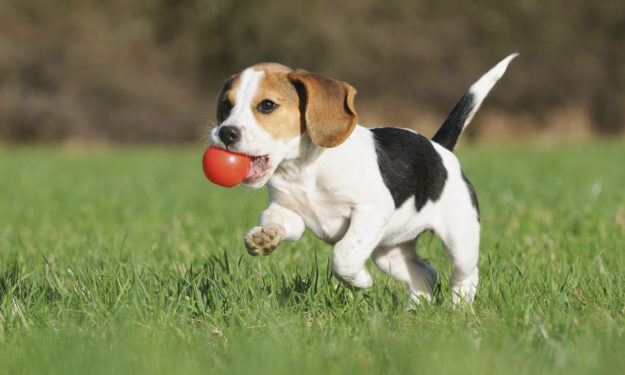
288, 70, 357, 148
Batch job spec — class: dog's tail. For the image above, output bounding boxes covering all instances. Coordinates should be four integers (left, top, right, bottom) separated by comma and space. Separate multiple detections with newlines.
432, 53, 518, 151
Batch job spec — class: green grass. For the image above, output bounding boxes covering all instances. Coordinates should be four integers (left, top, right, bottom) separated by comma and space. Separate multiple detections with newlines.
1, 142, 624, 375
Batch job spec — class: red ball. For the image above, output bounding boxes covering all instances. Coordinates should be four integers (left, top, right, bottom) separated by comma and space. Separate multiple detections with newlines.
202, 145, 251, 187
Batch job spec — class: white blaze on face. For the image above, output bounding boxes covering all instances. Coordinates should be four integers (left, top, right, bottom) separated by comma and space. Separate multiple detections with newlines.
220, 68, 265, 155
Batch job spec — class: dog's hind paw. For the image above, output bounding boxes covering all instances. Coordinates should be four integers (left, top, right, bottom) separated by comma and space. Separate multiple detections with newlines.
244, 225, 285, 256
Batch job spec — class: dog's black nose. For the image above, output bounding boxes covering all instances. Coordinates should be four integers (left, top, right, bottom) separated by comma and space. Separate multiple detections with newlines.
219, 126, 241, 147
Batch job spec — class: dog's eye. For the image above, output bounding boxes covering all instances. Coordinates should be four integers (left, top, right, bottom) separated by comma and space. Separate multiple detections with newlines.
257, 99, 278, 114
221, 100, 233, 117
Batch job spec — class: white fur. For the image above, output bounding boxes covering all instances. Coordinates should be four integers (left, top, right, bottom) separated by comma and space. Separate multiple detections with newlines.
262, 127, 481, 303
460, 53, 518, 134
210, 56, 515, 306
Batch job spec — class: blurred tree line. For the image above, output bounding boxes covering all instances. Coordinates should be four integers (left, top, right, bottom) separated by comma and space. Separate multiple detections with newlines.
0, 0, 623, 143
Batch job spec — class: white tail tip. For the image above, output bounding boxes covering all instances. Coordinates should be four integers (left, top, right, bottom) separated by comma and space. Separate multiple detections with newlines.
469, 53, 519, 98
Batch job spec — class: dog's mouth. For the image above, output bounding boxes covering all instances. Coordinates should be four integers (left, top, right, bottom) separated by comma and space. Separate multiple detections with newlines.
242, 155, 270, 185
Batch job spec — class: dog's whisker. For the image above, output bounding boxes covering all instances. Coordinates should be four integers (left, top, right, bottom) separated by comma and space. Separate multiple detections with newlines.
197, 121, 219, 144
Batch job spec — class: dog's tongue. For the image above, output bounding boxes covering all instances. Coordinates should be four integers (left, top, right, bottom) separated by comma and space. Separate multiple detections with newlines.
246, 156, 267, 178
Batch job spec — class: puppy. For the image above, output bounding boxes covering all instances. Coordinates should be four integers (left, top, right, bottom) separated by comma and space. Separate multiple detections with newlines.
210, 54, 517, 305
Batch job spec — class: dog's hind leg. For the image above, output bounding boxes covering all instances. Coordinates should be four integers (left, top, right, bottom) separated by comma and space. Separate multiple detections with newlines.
372, 239, 438, 305
439, 217, 480, 306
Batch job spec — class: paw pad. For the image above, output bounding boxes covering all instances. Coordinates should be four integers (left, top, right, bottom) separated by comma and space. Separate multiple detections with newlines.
244, 226, 285, 256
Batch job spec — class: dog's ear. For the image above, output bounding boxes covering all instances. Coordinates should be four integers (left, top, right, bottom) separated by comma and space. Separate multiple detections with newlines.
288, 70, 357, 148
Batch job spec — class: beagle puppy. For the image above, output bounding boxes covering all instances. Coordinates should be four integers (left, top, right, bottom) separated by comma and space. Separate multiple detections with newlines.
210, 54, 517, 305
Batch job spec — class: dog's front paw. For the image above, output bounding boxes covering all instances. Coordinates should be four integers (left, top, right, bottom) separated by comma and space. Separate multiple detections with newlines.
244, 225, 285, 256
334, 268, 373, 290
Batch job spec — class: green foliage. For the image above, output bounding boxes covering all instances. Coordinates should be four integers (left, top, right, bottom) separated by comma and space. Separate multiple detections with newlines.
0, 143, 624, 374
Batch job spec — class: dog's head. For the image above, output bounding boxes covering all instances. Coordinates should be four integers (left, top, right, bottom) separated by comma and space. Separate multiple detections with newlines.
209, 63, 358, 188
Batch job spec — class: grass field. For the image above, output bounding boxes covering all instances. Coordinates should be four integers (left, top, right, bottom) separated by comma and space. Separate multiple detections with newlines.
1, 142, 624, 374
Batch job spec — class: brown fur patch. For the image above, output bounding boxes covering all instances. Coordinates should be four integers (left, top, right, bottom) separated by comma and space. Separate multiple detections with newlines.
252, 62, 293, 75
287, 70, 358, 148
251, 64, 303, 141
218, 63, 358, 145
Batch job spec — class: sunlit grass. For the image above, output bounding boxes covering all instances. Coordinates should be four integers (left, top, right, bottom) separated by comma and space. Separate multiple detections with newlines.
1, 143, 624, 374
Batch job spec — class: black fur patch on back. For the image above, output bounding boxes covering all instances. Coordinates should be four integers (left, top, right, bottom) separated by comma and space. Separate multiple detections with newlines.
461, 171, 480, 222
372, 128, 447, 211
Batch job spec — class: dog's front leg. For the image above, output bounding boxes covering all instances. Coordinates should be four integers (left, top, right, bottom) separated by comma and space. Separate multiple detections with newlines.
331, 211, 387, 289
244, 203, 305, 256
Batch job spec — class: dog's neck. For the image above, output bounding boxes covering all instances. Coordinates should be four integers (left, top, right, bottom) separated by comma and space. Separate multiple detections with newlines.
270, 134, 326, 185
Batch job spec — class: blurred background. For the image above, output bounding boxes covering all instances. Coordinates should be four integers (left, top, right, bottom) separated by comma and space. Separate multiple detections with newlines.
0, 0, 623, 144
